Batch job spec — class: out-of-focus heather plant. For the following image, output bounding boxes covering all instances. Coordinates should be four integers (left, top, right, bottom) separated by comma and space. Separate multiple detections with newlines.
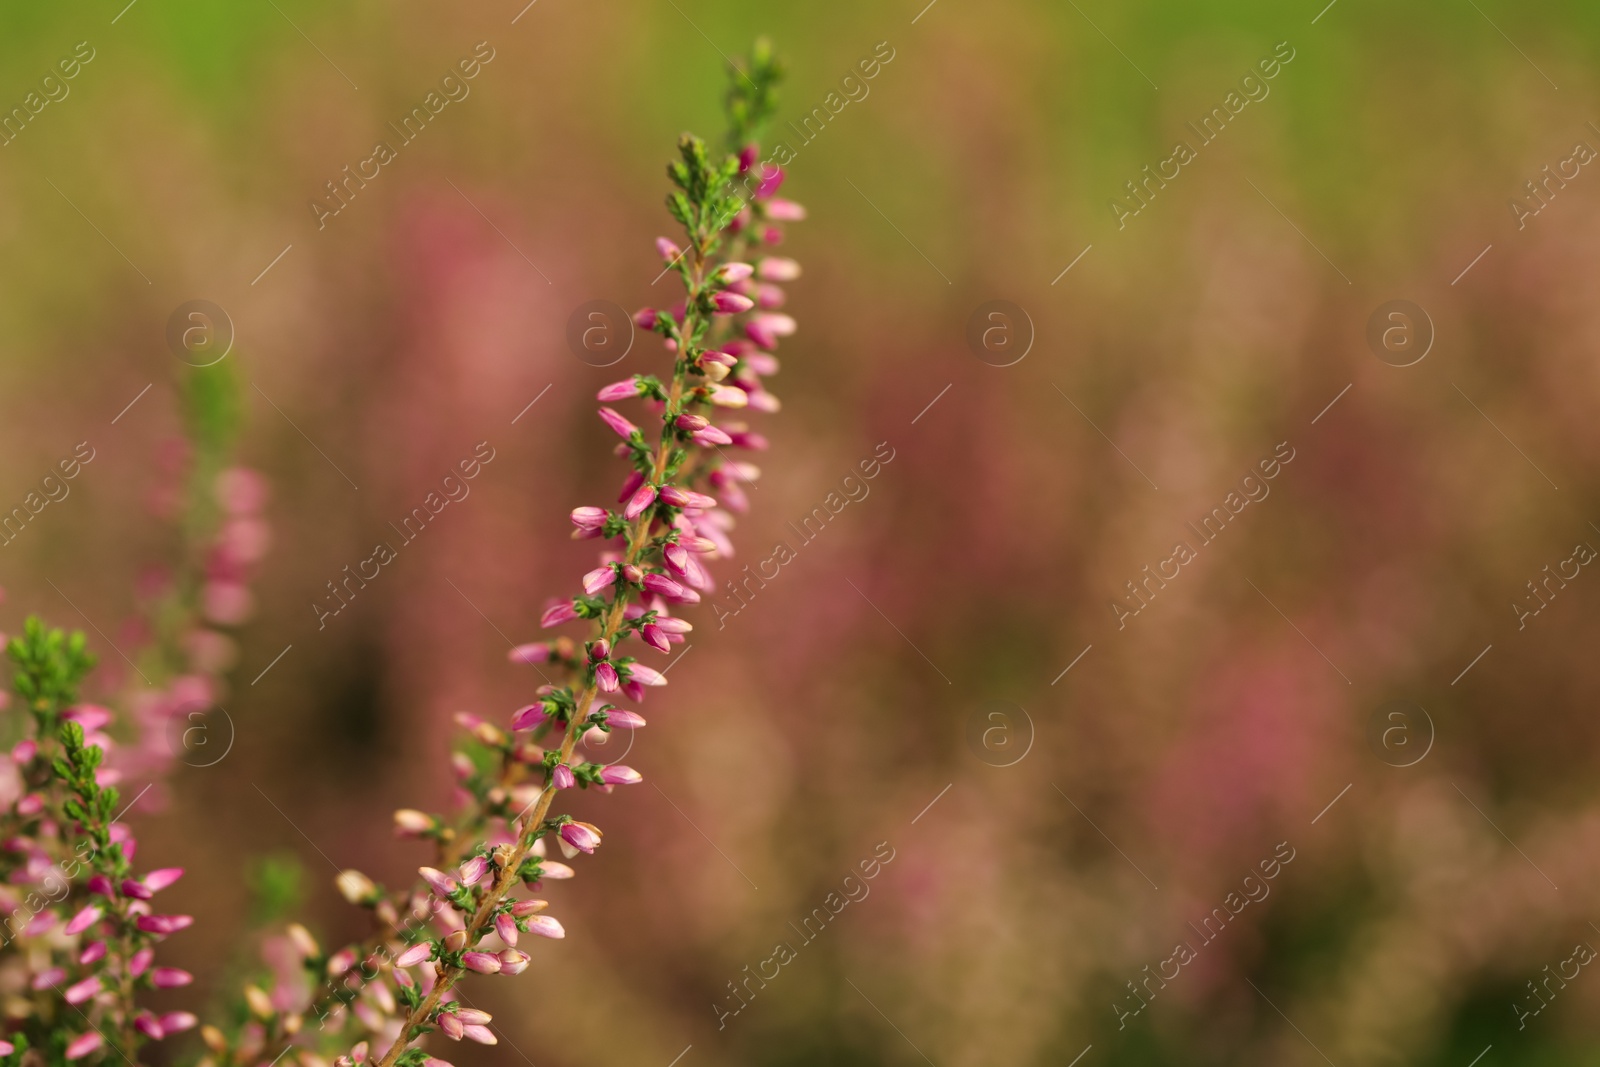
187, 43, 802, 1067
0, 362, 270, 1062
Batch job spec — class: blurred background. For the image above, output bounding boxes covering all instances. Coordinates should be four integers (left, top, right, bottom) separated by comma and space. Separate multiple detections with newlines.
3, 0, 1600, 1063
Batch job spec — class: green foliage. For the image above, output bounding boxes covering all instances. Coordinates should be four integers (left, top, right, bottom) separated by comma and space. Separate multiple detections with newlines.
724, 37, 784, 153
7, 616, 95, 722
249, 853, 306, 926
181, 358, 243, 459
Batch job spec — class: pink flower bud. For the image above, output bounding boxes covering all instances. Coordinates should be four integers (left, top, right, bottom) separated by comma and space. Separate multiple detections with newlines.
64, 976, 101, 1004
134, 1013, 165, 1040
461, 951, 501, 975
395, 942, 432, 968
655, 236, 682, 262
604, 709, 646, 729
394, 809, 434, 836
653, 615, 693, 633
675, 413, 709, 431
541, 600, 579, 628
493, 912, 519, 946
136, 914, 193, 936
597, 378, 641, 402
31, 967, 66, 990
511, 704, 547, 731
511, 898, 548, 917
738, 143, 760, 173
570, 507, 609, 533
755, 165, 785, 198
419, 867, 458, 897
766, 198, 806, 221
525, 914, 566, 939
539, 861, 575, 880
623, 482, 658, 521
550, 762, 577, 790
463, 1025, 497, 1045
439, 1013, 465, 1040
160, 1012, 198, 1034
758, 256, 801, 281
65, 1032, 103, 1060
692, 425, 733, 446
642, 574, 684, 599
129, 948, 154, 976
595, 662, 620, 692
708, 383, 751, 408
80, 941, 106, 965
145, 867, 183, 892
716, 262, 755, 284
627, 663, 668, 687
16, 793, 42, 816
600, 765, 643, 786
582, 565, 617, 596
590, 638, 611, 661
559, 821, 602, 854
458, 856, 489, 887
634, 307, 659, 330
65, 905, 102, 936
711, 291, 755, 315
10, 740, 35, 764
597, 407, 638, 438
640, 624, 670, 653
497, 949, 531, 975
150, 967, 193, 988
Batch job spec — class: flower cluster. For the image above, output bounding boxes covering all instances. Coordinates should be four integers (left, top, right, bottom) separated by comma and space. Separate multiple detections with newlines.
195, 44, 800, 1067
0, 619, 198, 1062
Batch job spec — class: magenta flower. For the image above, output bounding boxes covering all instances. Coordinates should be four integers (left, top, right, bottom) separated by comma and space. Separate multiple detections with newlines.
64, 904, 102, 935
150, 967, 193, 988
600, 765, 643, 786
552, 764, 576, 790
765, 197, 805, 220
642, 573, 684, 599
641, 624, 670, 652
418, 867, 458, 897
145, 867, 184, 892
559, 821, 603, 854
595, 662, 620, 692
65, 1032, 103, 1061
598, 407, 638, 438
692, 424, 733, 445
495, 912, 519, 946
758, 256, 801, 281
627, 663, 668, 687
459, 856, 489, 886
510, 704, 546, 731
64, 976, 101, 1004
395, 942, 432, 968
582, 565, 617, 595
597, 378, 641, 402
461, 951, 501, 975
525, 915, 566, 939
623, 482, 658, 520
711, 290, 756, 315
604, 709, 647, 728
541, 600, 578, 628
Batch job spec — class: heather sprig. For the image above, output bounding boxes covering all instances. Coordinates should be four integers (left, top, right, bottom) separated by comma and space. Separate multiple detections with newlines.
206, 43, 798, 1067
